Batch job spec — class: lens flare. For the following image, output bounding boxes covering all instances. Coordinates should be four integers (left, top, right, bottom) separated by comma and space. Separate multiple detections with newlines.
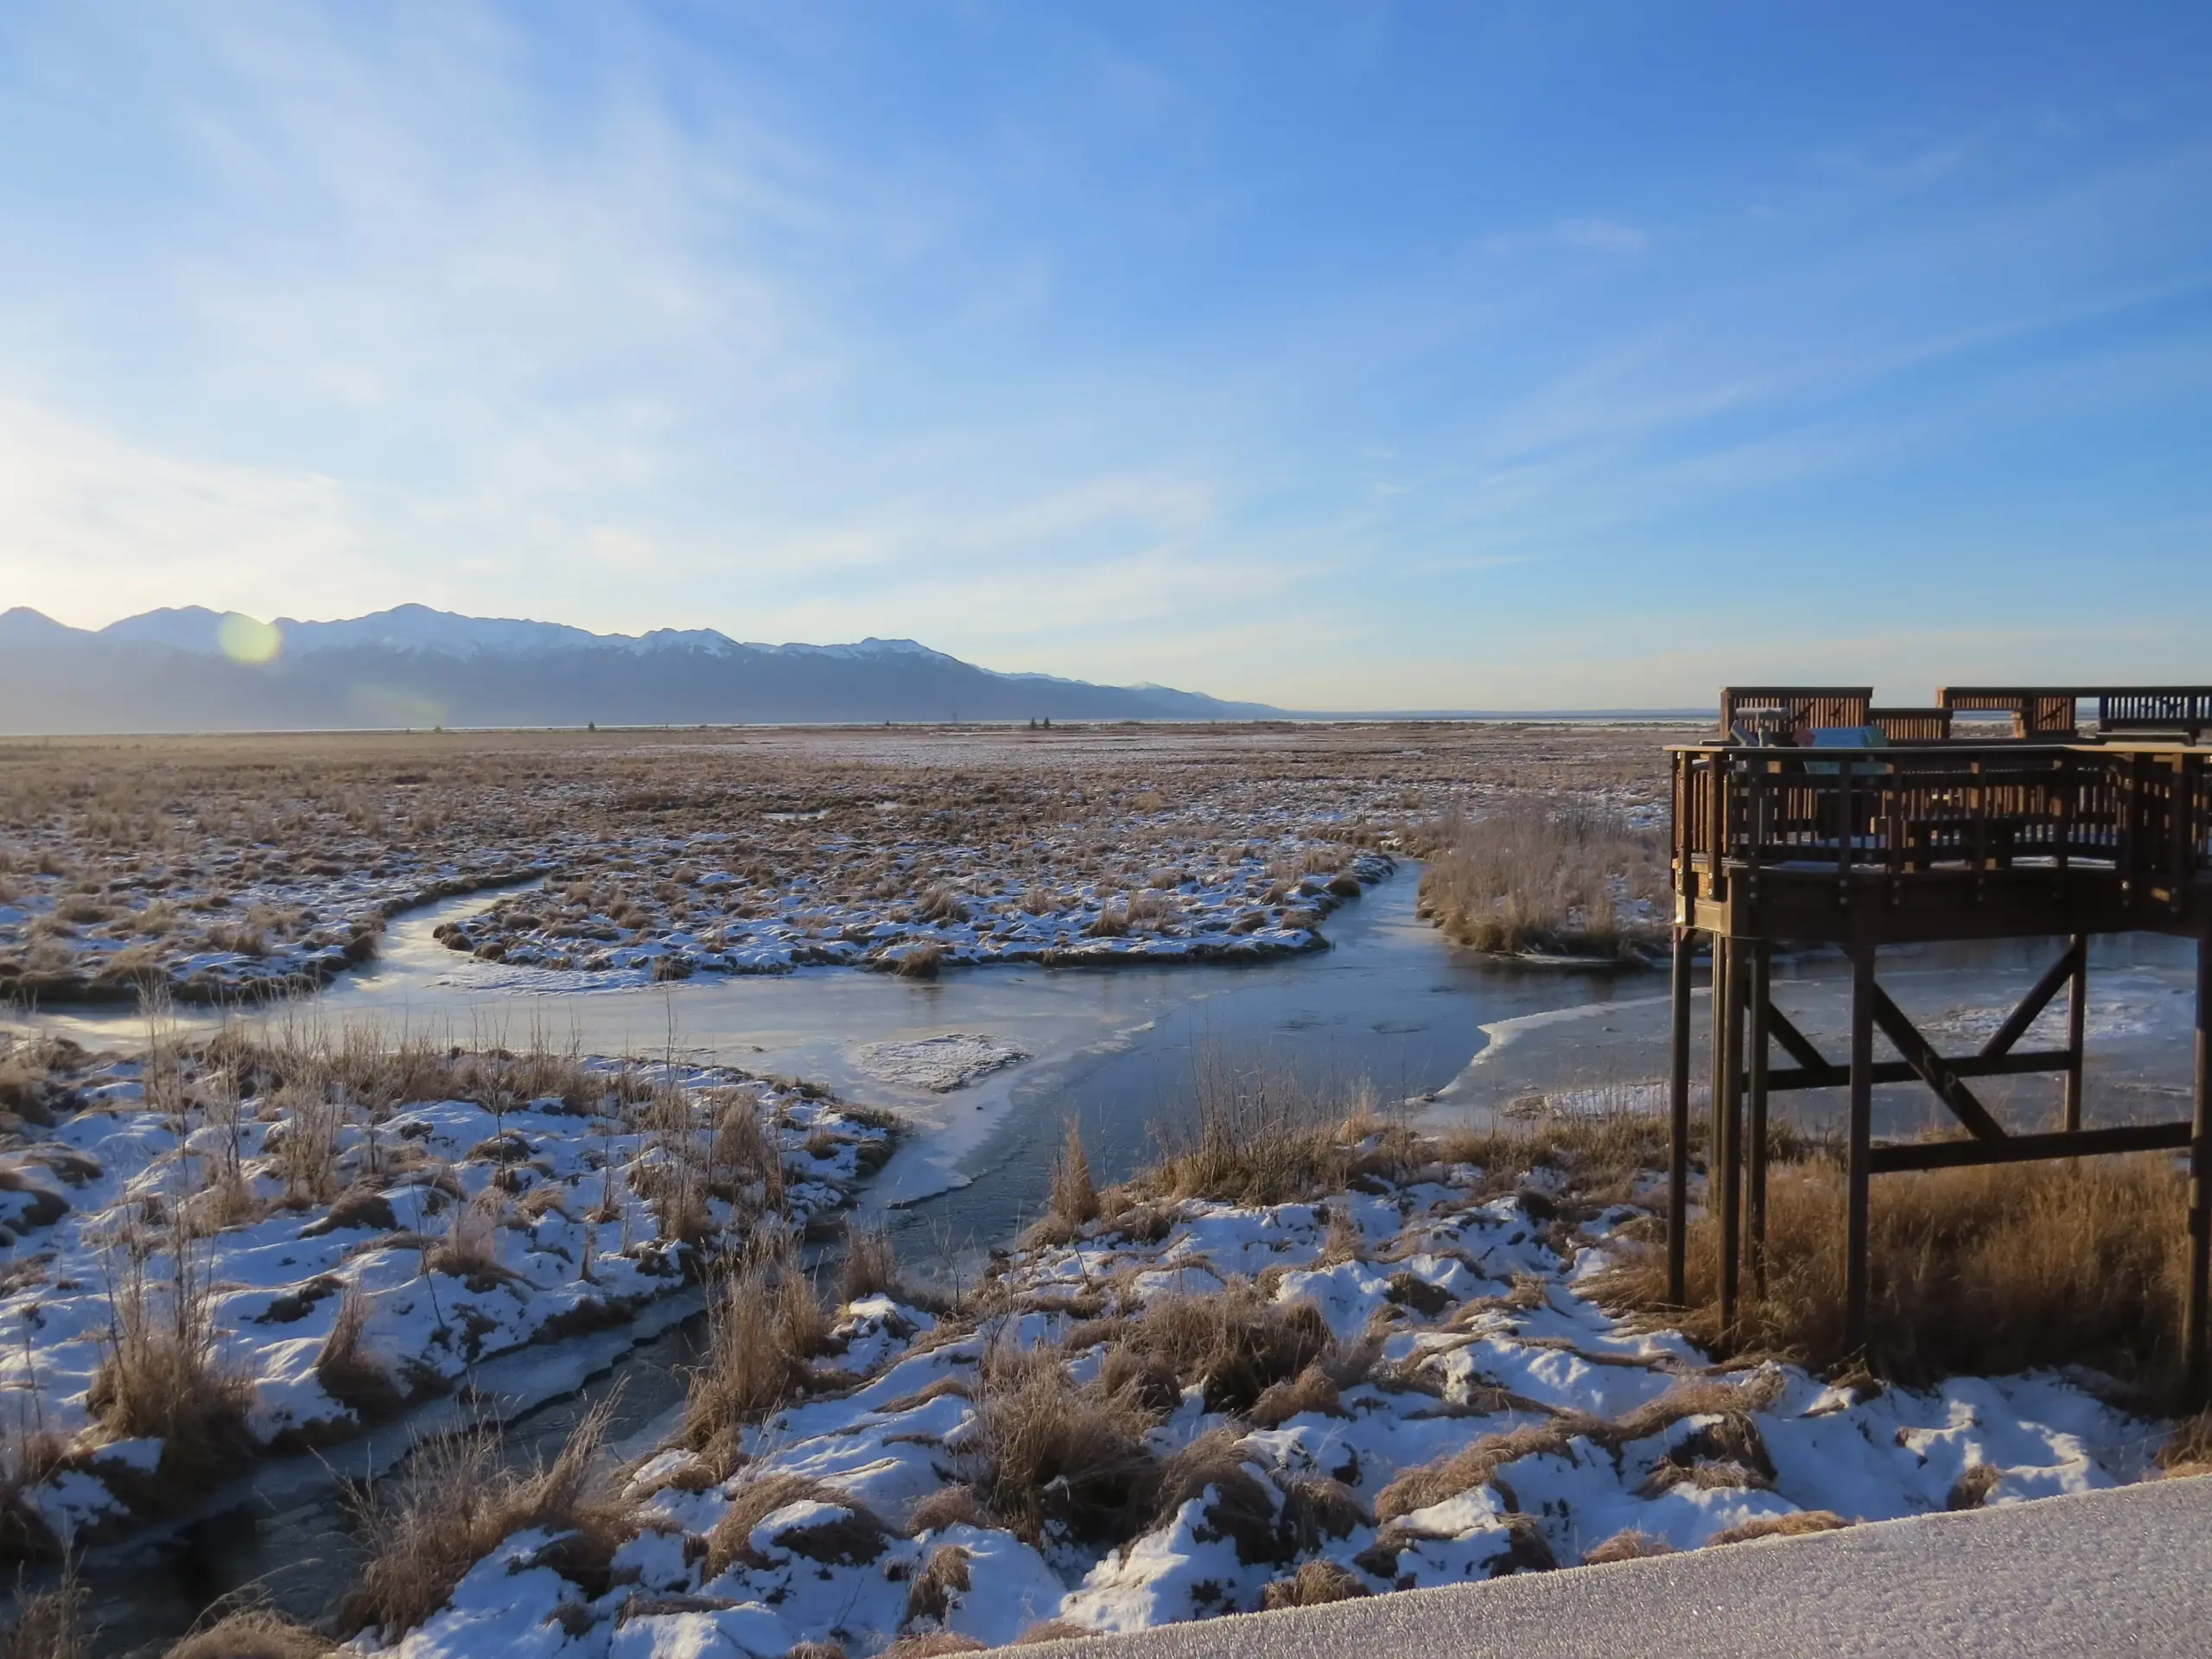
217, 612, 283, 665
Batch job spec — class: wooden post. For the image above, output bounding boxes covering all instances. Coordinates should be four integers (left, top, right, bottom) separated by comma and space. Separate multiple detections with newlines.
1747, 938, 1772, 1299
1708, 935, 1731, 1192
2188, 930, 2212, 1407
1718, 939, 1744, 1349
1667, 926, 1695, 1306
1845, 942, 1876, 1361
2063, 931, 2088, 1134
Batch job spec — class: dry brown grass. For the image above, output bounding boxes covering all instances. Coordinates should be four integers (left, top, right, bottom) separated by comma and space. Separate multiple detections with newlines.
1132, 1059, 1381, 1209
1707, 1510, 1849, 1546
1416, 798, 1666, 960
838, 1217, 902, 1305
89, 1236, 253, 1481
1262, 1558, 1371, 1609
339, 1396, 625, 1640
681, 1250, 831, 1467
1374, 1374, 1778, 1523
163, 1606, 334, 1657
1580, 1529, 1677, 1564
0, 1563, 86, 1659
969, 1343, 1159, 1545
1144, 1427, 1283, 1564
315, 1286, 401, 1419
1114, 1281, 1344, 1417
878, 1636, 987, 1659
703, 1471, 888, 1579
904, 1541, 972, 1626
1593, 1153, 2192, 1390
1047, 1117, 1100, 1232
0, 720, 1688, 1001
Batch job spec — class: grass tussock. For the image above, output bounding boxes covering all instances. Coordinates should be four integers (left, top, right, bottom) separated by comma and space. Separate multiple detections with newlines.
1114, 1281, 1350, 1416
1707, 1510, 1849, 1546
162, 1606, 334, 1657
704, 1471, 888, 1579
1133, 1059, 1392, 1210
1415, 799, 1665, 961
1373, 1374, 1779, 1523
1026, 1118, 1100, 1246
338, 1396, 626, 1641
1592, 1153, 2192, 1390
681, 1248, 831, 1469
969, 1343, 1159, 1546
1262, 1557, 1371, 1610
89, 1240, 253, 1479
838, 1217, 902, 1305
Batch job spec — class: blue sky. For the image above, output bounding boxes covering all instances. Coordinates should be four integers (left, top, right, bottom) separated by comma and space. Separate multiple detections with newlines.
1, 3, 2208, 709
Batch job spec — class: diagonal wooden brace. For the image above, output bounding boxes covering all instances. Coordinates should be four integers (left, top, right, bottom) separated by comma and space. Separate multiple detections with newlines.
1979, 938, 2086, 1060
1765, 1005, 1829, 1071
1871, 984, 2009, 1141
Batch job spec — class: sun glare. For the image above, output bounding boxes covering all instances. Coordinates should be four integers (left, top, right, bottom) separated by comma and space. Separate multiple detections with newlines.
218, 611, 283, 664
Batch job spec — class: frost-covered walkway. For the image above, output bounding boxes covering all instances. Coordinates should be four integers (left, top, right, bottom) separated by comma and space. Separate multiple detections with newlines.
1016, 1474, 2212, 1658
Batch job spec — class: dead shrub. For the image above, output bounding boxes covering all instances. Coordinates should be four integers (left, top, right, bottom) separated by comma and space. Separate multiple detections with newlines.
1278, 1475, 1366, 1550
704, 1472, 859, 1577
704, 1472, 888, 1578
423, 1196, 508, 1285
339, 1396, 625, 1640
1374, 1421, 1575, 1522
1594, 1154, 2191, 1389
1138, 1058, 1376, 1207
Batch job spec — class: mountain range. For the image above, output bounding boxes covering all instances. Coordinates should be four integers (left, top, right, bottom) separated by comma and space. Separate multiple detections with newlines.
0, 604, 1282, 734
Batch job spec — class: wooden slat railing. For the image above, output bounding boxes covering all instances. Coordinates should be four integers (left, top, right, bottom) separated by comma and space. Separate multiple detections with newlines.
1671, 744, 2211, 897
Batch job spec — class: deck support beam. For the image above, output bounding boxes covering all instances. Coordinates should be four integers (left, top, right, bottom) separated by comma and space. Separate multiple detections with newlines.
1747, 940, 1772, 1298
1666, 927, 1695, 1307
2189, 930, 2212, 1408
2063, 934, 2088, 1134
1845, 944, 1876, 1362
1718, 938, 1745, 1349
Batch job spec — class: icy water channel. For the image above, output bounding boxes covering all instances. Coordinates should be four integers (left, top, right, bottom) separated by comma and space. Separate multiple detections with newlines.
14, 866, 2207, 1652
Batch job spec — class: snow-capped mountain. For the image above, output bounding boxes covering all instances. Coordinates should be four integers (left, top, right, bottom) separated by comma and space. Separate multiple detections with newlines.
0, 604, 1279, 733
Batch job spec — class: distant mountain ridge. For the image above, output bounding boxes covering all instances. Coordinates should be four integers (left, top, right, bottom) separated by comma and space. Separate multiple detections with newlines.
0, 603, 1281, 734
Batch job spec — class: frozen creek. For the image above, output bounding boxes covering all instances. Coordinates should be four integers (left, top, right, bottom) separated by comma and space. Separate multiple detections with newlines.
6, 866, 2206, 1653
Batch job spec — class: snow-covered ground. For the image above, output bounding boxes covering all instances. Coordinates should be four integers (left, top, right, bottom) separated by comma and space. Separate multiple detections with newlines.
354, 1132, 2165, 1658
0, 1036, 889, 1552
442, 843, 1398, 984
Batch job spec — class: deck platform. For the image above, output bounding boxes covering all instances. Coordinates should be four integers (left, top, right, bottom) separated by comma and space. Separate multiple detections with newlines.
1666, 686, 2212, 1399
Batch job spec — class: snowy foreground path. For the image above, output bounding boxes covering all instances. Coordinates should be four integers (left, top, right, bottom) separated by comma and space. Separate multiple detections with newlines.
1034, 1474, 2212, 1658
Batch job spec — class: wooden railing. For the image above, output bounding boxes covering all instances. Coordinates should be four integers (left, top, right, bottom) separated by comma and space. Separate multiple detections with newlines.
1672, 743, 2212, 898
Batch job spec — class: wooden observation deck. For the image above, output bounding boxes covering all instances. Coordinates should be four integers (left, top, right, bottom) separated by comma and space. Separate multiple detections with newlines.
1666, 685, 2212, 1400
